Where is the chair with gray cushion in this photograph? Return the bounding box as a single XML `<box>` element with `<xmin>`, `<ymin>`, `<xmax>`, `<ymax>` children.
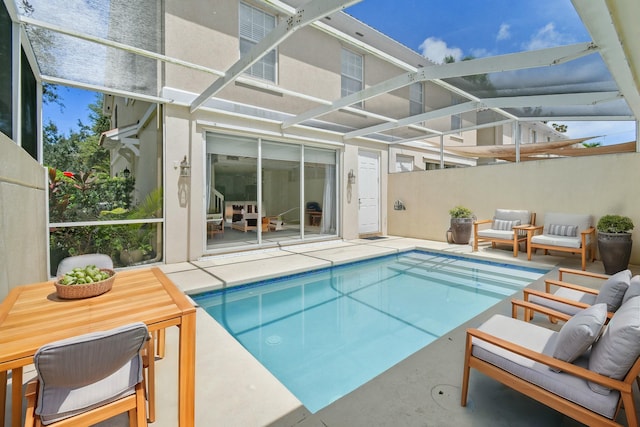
<box><xmin>521</xmin><ymin>268</ymin><xmax>634</xmax><ymax>323</ymax></box>
<box><xmin>526</xmin><ymin>212</ymin><xmax>596</xmax><ymax>270</ymax></box>
<box><xmin>473</xmin><ymin>209</ymin><xmax>535</xmax><ymax>256</ymax></box>
<box><xmin>56</xmin><ymin>253</ymin><xmax>114</xmax><ymax>277</ymax></box>
<box><xmin>462</xmin><ymin>298</ymin><xmax>640</xmax><ymax>427</ymax></box>
<box><xmin>24</xmin><ymin>322</ymin><xmax>149</xmax><ymax>426</ymax></box>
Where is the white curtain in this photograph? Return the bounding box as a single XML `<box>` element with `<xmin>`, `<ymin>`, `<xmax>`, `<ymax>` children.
<box><xmin>206</xmin><ymin>153</ymin><xmax>212</xmax><ymax>212</ymax></box>
<box><xmin>321</xmin><ymin>164</ymin><xmax>336</xmax><ymax>234</ymax></box>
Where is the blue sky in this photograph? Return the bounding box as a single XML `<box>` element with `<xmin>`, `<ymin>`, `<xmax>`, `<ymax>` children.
<box><xmin>43</xmin><ymin>0</ymin><xmax>636</xmax><ymax>145</ymax></box>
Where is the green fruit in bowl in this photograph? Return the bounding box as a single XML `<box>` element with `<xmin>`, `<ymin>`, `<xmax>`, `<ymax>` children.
<box><xmin>60</xmin><ymin>265</ymin><xmax>111</xmax><ymax>285</ymax></box>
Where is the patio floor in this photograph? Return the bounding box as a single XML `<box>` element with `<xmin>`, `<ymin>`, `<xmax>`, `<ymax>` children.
<box><xmin>9</xmin><ymin>236</ymin><xmax>640</xmax><ymax>426</ymax></box>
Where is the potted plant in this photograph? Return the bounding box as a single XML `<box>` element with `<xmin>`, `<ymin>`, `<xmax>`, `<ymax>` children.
<box><xmin>597</xmin><ymin>214</ymin><xmax>634</xmax><ymax>274</ymax></box>
<box><xmin>449</xmin><ymin>206</ymin><xmax>474</xmax><ymax>244</ymax></box>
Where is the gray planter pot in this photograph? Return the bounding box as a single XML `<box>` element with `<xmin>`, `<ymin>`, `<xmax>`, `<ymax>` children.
<box><xmin>597</xmin><ymin>232</ymin><xmax>632</xmax><ymax>275</ymax></box>
<box><xmin>451</xmin><ymin>218</ymin><xmax>473</xmax><ymax>244</ymax></box>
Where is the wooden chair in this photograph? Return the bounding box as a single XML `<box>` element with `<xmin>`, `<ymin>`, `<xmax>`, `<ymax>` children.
<box><xmin>520</xmin><ymin>268</ymin><xmax>634</xmax><ymax>323</ymax></box>
<box><xmin>526</xmin><ymin>212</ymin><xmax>596</xmax><ymax>270</ymax></box>
<box><xmin>24</xmin><ymin>322</ymin><xmax>149</xmax><ymax>426</ymax></box>
<box><xmin>462</xmin><ymin>297</ymin><xmax>640</xmax><ymax>427</ymax></box>
<box><xmin>473</xmin><ymin>209</ymin><xmax>535</xmax><ymax>256</ymax></box>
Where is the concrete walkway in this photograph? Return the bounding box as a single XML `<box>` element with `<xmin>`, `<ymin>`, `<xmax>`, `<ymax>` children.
<box><xmin>8</xmin><ymin>237</ymin><xmax>639</xmax><ymax>426</ymax></box>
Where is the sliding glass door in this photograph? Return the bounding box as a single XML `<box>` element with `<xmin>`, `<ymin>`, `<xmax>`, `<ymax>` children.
<box><xmin>205</xmin><ymin>132</ymin><xmax>337</xmax><ymax>251</ymax></box>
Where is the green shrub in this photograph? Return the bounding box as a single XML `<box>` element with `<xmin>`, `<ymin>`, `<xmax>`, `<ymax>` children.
<box><xmin>449</xmin><ymin>206</ymin><xmax>473</xmax><ymax>218</ymax></box>
<box><xmin>597</xmin><ymin>214</ymin><xmax>634</xmax><ymax>233</ymax></box>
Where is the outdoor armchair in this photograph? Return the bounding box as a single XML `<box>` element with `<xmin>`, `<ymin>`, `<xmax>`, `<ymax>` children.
<box><xmin>520</xmin><ymin>268</ymin><xmax>635</xmax><ymax>323</ymax></box>
<box><xmin>473</xmin><ymin>209</ymin><xmax>535</xmax><ymax>256</ymax></box>
<box><xmin>526</xmin><ymin>212</ymin><xmax>596</xmax><ymax>270</ymax></box>
<box><xmin>24</xmin><ymin>322</ymin><xmax>149</xmax><ymax>426</ymax></box>
<box><xmin>462</xmin><ymin>297</ymin><xmax>640</xmax><ymax>427</ymax></box>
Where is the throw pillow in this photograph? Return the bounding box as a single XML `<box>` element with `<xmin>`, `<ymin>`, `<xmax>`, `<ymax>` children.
<box><xmin>594</xmin><ymin>269</ymin><xmax>631</xmax><ymax>312</ymax></box>
<box><xmin>622</xmin><ymin>275</ymin><xmax>640</xmax><ymax>305</ymax></box>
<box><xmin>493</xmin><ymin>219</ymin><xmax>521</xmax><ymax>231</ymax></box>
<box><xmin>588</xmin><ymin>295</ymin><xmax>640</xmax><ymax>395</ymax></box>
<box><xmin>548</xmin><ymin>223</ymin><xmax>578</xmax><ymax>237</ymax></box>
<box><xmin>551</xmin><ymin>303</ymin><xmax>607</xmax><ymax>371</ymax></box>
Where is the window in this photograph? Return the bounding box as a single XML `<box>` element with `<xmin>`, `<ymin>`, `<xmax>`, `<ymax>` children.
<box><xmin>409</xmin><ymin>83</ymin><xmax>423</xmax><ymax>115</ymax></box>
<box><xmin>451</xmin><ymin>95</ymin><xmax>462</xmax><ymax>134</ymax></box>
<box><xmin>239</xmin><ymin>2</ymin><xmax>276</xmax><ymax>82</ymax></box>
<box><xmin>396</xmin><ymin>154</ymin><xmax>414</xmax><ymax>172</ymax></box>
<box><xmin>341</xmin><ymin>48</ymin><xmax>363</xmax><ymax>107</ymax></box>
<box><xmin>0</xmin><ymin>2</ymin><xmax>12</xmax><ymax>139</ymax></box>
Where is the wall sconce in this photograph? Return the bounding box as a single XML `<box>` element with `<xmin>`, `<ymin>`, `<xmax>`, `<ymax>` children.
<box><xmin>179</xmin><ymin>155</ymin><xmax>191</xmax><ymax>177</ymax></box>
<box><xmin>394</xmin><ymin>200</ymin><xmax>406</xmax><ymax>210</ymax></box>
<box><xmin>347</xmin><ymin>169</ymin><xmax>356</xmax><ymax>184</ymax></box>
<box><xmin>122</xmin><ymin>167</ymin><xmax>130</xmax><ymax>178</ymax></box>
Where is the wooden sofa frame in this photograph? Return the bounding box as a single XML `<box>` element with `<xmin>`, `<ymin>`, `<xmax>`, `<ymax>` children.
<box><xmin>526</xmin><ymin>225</ymin><xmax>596</xmax><ymax>271</ymax></box>
<box><xmin>473</xmin><ymin>212</ymin><xmax>536</xmax><ymax>257</ymax></box>
<box><xmin>462</xmin><ymin>303</ymin><xmax>640</xmax><ymax>427</ymax></box>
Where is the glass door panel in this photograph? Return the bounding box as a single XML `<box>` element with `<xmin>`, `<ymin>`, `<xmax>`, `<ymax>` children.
<box><xmin>304</xmin><ymin>147</ymin><xmax>337</xmax><ymax>238</ymax></box>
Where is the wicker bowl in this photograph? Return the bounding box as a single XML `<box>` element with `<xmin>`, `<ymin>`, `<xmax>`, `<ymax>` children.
<box><xmin>55</xmin><ymin>269</ymin><xmax>116</xmax><ymax>299</ymax></box>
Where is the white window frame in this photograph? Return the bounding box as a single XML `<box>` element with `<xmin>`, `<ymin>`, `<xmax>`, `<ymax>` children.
<box><xmin>239</xmin><ymin>2</ymin><xmax>277</xmax><ymax>82</ymax></box>
<box><xmin>409</xmin><ymin>83</ymin><xmax>423</xmax><ymax>116</ymax></box>
<box><xmin>341</xmin><ymin>48</ymin><xmax>363</xmax><ymax>107</ymax></box>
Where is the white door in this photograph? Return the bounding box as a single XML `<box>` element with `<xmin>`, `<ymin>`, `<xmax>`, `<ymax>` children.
<box><xmin>358</xmin><ymin>150</ymin><xmax>380</xmax><ymax>234</ymax></box>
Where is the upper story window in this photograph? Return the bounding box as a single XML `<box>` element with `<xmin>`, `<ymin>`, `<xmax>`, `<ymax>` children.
<box><xmin>451</xmin><ymin>95</ymin><xmax>462</xmax><ymax>134</ymax></box>
<box><xmin>239</xmin><ymin>2</ymin><xmax>276</xmax><ymax>82</ymax></box>
<box><xmin>409</xmin><ymin>83</ymin><xmax>423</xmax><ymax>115</ymax></box>
<box><xmin>341</xmin><ymin>48</ymin><xmax>363</xmax><ymax>107</ymax></box>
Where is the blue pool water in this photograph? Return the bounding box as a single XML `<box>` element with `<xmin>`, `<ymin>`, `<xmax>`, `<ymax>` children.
<box><xmin>194</xmin><ymin>250</ymin><xmax>547</xmax><ymax>413</ymax></box>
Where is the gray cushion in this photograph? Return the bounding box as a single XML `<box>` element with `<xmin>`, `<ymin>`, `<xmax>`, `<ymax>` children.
<box><xmin>529</xmin><ymin>287</ymin><xmax>598</xmax><ymax>316</ymax></box>
<box><xmin>472</xmin><ymin>314</ymin><xmax>619</xmax><ymax>419</ymax></box>
<box><xmin>548</xmin><ymin>224</ymin><xmax>579</xmax><ymax>237</ymax></box>
<box><xmin>622</xmin><ymin>275</ymin><xmax>640</xmax><ymax>305</ymax></box>
<box><xmin>493</xmin><ymin>218</ymin><xmax>521</xmax><ymax>231</ymax></box>
<box><xmin>543</xmin><ymin>212</ymin><xmax>592</xmax><ymax>235</ymax></box>
<box><xmin>588</xmin><ymin>296</ymin><xmax>640</xmax><ymax>395</ymax></box>
<box><xmin>477</xmin><ymin>229</ymin><xmax>517</xmax><ymax>240</ymax></box>
<box><xmin>594</xmin><ymin>269</ymin><xmax>631</xmax><ymax>312</ymax></box>
<box><xmin>551</xmin><ymin>303</ymin><xmax>607</xmax><ymax>369</ymax></box>
<box><xmin>494</xmin><ymin>209</ymin><xmax>531</xmax><ymax>225</ymax></box>
<box><xmin>530</xmin><ymin>234</ymin><xmax>582</xmax><ymax>249</ymax></box>
<box><xmin>34</xmin><ymin>322</ymin><xmax>148</xmax><ymax>425</ymax></box>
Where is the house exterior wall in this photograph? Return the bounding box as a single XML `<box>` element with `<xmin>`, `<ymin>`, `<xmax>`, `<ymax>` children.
<box><xmin>387</xmin><ymin>152</ymin><xmax>640</xmax><ymax>264</ymax></box>
<box><xmin>0</xmin><ymin>132</ymin><xmax>47</xmax><ymax>298</ymax></box>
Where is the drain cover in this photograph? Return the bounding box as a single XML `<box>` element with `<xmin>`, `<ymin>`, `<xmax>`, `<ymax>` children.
<box><xmin>266</xmin><ymin>335</ymin><xmax>282</xmax><ymax>345</ymax></box>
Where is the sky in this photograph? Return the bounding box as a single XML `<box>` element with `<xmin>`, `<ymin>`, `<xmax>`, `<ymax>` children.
<box><xmin>43</xmin><ymin>0</ymin><xmax>636</xmax><ymax>145</ymax></box>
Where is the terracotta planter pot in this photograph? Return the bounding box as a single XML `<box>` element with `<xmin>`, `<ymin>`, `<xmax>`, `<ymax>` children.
<box><xmin>598</xmin><ymin>232</ymin><xmax>632</xmax><ymax>275</ymax></box>
<box><xmin>451</xmin><ymin>218</ymin><xmax>473</xmax><ymax>244</ymax></box>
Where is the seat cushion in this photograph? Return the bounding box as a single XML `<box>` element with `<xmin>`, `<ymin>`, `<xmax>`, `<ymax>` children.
<box><xmin>588</xmin><ymin>295</ymin><xmax>640</xmax><ymax>394</ymax></box>
<box><xmin>472</xmin><ymin>314</ymin><xmax>619</xmax><ymax>419</ymax></box>
<box><xmin>477</xmin><ymin>229</ymin><xmax>517</xmax><ymax>240</ymax></box>
<box><xmin>531</xmin><ymin>234</ymin><xmax>582</xmax><ymax>249</ymax></box>
<box><xmin>551</xmin><ymin>303</ymin><xmax>607</xmax><ymax>368</ymax></box>
<box><xmin>594</xmin><ymin>269</ymin><xmax>631</xmax><ymax>312</ymax></box>
<box><xmin>529</xmin><ymin>288</ymin><xmax>597</xmax><ymax>316</ymax></box>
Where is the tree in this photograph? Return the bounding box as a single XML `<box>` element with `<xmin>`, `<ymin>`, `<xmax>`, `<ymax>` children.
<box><xmin>552</xmin><ymin>123</ymin><xmax>568</xmax><ymax>133</ymax></box>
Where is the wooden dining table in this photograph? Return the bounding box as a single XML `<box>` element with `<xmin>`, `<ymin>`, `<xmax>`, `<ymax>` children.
<box><xmin>0</xmin><ymin>267</ymin><xmax>196</xmax><ymax>427</ymax></box>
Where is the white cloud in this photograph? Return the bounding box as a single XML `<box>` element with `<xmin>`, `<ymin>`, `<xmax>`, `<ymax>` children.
<box><xmin>497</xmin><ymin>23</ymin><xmax>511</xmax><ymax>41</ymax></box>
<box><xmin>470</xmin><ymin>48</ymin><xmax>490</xmax><ymax>58</ymax></box>
<box><xmin>419</xmin><ymin>37</ymin><xmax>463</xmax><ymax>64</ymax></box>
<box><xmin>524</xmin><ymin>22</ymin><xmax>574</xmax><ymax>50</ymax></box>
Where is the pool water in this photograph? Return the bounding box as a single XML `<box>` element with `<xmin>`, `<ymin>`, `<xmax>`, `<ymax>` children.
<box><xmin>194</xmin><ymin>250</ymin><xmax>547</xmax><ymax>413</ymax></box>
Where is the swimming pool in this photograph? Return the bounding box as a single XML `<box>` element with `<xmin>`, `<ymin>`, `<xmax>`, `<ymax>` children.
<box><xmin>194</xmin><ymin>250</ymin><xmax>547</xmax><ymax>413</ymax></box>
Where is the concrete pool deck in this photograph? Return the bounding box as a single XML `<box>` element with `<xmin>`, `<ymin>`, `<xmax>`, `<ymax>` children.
<box><xmin>8</xmin><ymin>236</ymin><xmax>639</xmax><ymax>426</ymax></box>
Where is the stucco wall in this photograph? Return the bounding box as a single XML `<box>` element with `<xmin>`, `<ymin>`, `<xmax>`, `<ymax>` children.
<box><xmin>0</xmin><ymin>133</ymin><xmax>48</xmax><ymax>299</ymax></box>
<box><xmin>388</xmin><ymin>152</ymin><xmax>640</xmax><ymax>265</ymax></box>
